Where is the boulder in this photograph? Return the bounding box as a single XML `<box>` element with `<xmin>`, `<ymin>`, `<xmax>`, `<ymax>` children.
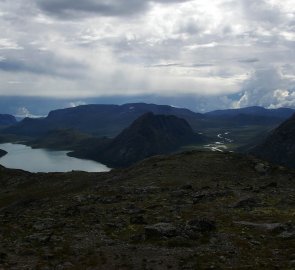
<box><xmin>145</xmin><ymin>223</ymin><xmax>178</xmax><ymax>239</ymax></box>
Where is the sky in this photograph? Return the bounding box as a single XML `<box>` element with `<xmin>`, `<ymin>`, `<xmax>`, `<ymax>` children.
<box><xmin>0</xmin><ymin>0</ymin><xmax>294</xmax><ymax>113</ymax></box>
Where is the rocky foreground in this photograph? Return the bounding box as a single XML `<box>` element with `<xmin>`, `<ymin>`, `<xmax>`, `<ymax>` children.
<box><xmin>0</xmin><ymin>151</ymin><xmax>294</xmax><ymax>269</ymax></box>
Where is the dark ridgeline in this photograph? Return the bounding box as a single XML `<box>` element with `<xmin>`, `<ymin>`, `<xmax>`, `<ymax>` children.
<box><xmin>69</xmin><ymin>112</ymin><xmax>205</xmax><ymax>167</ymax></box>
<box><xmin>4</xmin><ymin>103</ymin><xmax>294</xmax><ymax>139</ymax></box>
<box><xmin>0</xmin><ymin>114</ymin><xmax>17</xmax><ymax>126</ymax></box>
<box><xmin>0</xmin><ymin>149</ymin><xmax>7</xmax><ymax>158</ymax></box>
<box><xmin>3</xmin><ymin>103</ymin><xmax>204</xmax><ymax>138</ymax></box>
<box><xmin>251</xmin><ymin>113</ymin><xmax>295</xmax><ymax>168</ymax></box>
<box><xmin>204</xmin><ymin>106</ymin><xmax>295</xmax><ymax>126</ymax></box>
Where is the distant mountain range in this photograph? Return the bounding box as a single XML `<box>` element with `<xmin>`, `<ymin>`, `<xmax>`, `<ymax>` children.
<box><xmin>206</xmin><ymin>106</ymin><xmax>295</xmax><ymax>118</ymax></box>
<box><xmin>69</xmin><ymin>113</ymin><xmax>205</xmax><ymax>168</ymax></box>
<box><xmin>0</xmin><ymin>114</ymin><xmax>17</xmax><ymax>126</ymax></box>
<box><xmin>251</xmin><ymin>113</ymin><xmax>295</xmax><ymax>168</ymax></box>
<box><xmin>2</xmin><ymin>104</ymin><xmax>294</xmax><ymax>139</ymax></box>
<box><xmin>3</xmin><ymin>103</ymin><xmax>203</xmax><ymax>138</ymax></box>
<box><xmin>1</xmin><ymin>103</ymin><xmax>295</xmax><ymax>169</ymax></box>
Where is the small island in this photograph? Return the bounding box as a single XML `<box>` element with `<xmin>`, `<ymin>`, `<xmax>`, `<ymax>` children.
<box><xmin>0</xmin><ymin>149</ymin><xmax>7</xmax><ymax>158</ymax></box>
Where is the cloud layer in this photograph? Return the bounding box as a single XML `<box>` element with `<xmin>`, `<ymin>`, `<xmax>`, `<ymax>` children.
<box><xmin>0</xmin><ymin>0</ymin><xmax>294</xmax><ymax>110</ymax></box>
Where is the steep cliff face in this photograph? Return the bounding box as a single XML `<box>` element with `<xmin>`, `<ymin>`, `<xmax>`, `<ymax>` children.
<box><xmin>251</xmin><ymin>113</ymin><xmax>295</xmax><ymax>168</ymax></box>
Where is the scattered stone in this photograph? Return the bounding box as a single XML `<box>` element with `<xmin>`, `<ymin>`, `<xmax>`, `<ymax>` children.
<box><xmin>278</xmin><ymin>231</ymin><xmax>295</xmax><ymax>239</ymax></box>
<box><xmin>250</xmin><ymin>240</ymin><xmax>261</xmax><ymax>246</ymax></box>
<box><xmin>98</xmin><ymin>196</ymin><xmax>122</xmax><ymax>204</ymax></box>
<box><xmin>255</xmin><ymin>163</ymin><xmax>269</xmax><ymax>174</ymax></box>
<box><xmin>32</xmin><ymin>218</ymin><xmax>59</xmax><ymax>231</ymax></box>
<box><xmin>234</xmin><ymin>221</ymin><xmax>285</xmax><ymax>233</ymax></box>
<box><xmin>125</xmin><ymin>205</ymin><xmax>146</xmax><ymax>215</ymax></box>
<box><xmin>145</xmin><ymin>223</ymin><xmax>178</xmax><ymax>239</ymax></box>
<box><xmin>25</xmin><ymin>232</ymin><xmax>53</xmax><ymax>244</ymax></box>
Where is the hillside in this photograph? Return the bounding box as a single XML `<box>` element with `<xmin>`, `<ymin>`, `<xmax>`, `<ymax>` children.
<box><xmin>28</xmin><ymin>129</ymin><xmax>94</xmax><ymax>150</ymax></box>
<box><xmin>0</xmin><ymin>114</ymin><xmax>17</xmax><ymax>126</ymax></box>
<box><xmin>251</xmin><ymin>113</ymin><xmax>295</xmax><ymax>168</ymax></box>
<box><xmin>0</xmin><ymin>151</ymin><xmax>294</xmax><ymax>269</ymax></box>
<box><xmin>69</xmin><ymin>113</ymin><xmax>205</xmax><ymax>167</ymax></box>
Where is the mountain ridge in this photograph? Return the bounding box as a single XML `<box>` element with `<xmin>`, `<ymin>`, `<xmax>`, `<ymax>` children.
<box><xmin>251</xmin><ymin>113</ymin><xmax>295</xmax><ymax>168</ymax></box>
<box><xmin>69</xmin><ymin>112</ymin><xmax>205</xmax><ymax>167</ymax></box>
<box><xmin>3</xmin><ymin>103</ymin><xmax>294</xmax><ymax>140</ymax></box>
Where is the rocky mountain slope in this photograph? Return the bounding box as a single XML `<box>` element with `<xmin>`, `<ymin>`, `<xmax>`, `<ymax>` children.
<box><xmin>69</xmin><ymin>113</ymin><xmax>205</xmax><ymax>167</ymax></box>
<box><xmin>251</xmin><ymin>113</ymin><xmax>295</xmax><ymax>168</ymax></box>
<box><xmin>0</xmin><ymin>151</ymin><xmax>294</xmax><ymax>269</ymax></box>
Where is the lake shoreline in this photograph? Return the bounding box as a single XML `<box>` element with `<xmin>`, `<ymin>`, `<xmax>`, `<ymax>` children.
<box><xmin>0</xmin><ymin>143</ymin><xmax>110</xmax><ymax>173</ymax></box>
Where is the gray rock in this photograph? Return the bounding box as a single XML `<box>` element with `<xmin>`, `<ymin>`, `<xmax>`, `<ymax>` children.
<box><xmin>145</xmin><ymin>223</ymin><xmax>178</xmax><ymax>239</ymax></box>
<box><xmin>255</xmin><ymin>163</ymin><xmax>269</xmax><ymax>173</ymax></box>
<box><xmin>32</xmin><ymin>218</ymin><xmax>57</xmax><ymax>231</ymax></box>
<box><xmin>25</xmin><ymin>232</ymin><xmax>53</xmax><ymax>244</ymax></box>
<box><xmin>234</xmin><ymin>221</ymin><xmax>285</xmax><ymax>233</ymax></box>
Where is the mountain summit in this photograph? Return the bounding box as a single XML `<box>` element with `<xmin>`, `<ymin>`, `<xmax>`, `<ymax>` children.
<box><xmin>69</xmin><ymin>113</ymin><xmax>205</xmax><ymax>167</ymax></box>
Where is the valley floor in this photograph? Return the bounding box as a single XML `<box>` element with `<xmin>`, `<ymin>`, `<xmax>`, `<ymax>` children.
<box><xmin>0</xmin><ymin>151</ymin><xmax>294</xmax><ymax>269</ymax></box>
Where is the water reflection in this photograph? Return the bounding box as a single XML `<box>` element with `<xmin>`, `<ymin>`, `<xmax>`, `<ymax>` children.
<box><xmin>0</xmin><ymin>143</ymin><xmax>110</xmax><ymax>173</ymax></box>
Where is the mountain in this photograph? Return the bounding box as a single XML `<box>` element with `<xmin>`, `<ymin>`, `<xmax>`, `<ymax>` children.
<box><xmin>2</xmin><ymin>104</ymin><xmax>293</xmax><ymax>151</ymax></box>
<box><xmin>69</xmin><ymin>113</ymin><xmax>205</xmax><ymax>167</ymax></box>
<box><xmin>0</xmin><ymin>114</ymin><xmax>17</xmax><ymax>126</ymax></box>
<box><xmin>28</xmin><ymin>129</ymin><xmax>94</xmax><ymax>150</ymax></box>
<box><xmin>251</xmin><ymin>113</ymin><xmax>295</xmax><ymax>168</ymax></box>
<box><xmin>204</xmin><ymin>106</ymin><xmax>295</xmax><ymax>128</ymax></box>
<box><xmin>0</xmin><ymin>149</ymin><xmax>7</xmax><ymax>158</ymax></box>
<box><xmin>3</xmin><ymin>103</ymin><xmax>204</xmax><ymax>138</ymax></box>
<box><xmin>1</xmin><ymin>150</ymin><xmax>294</xmax><ymax>269</ymax></box>
<box><xmin>206</xmin><ymin>106</ymin><xmax>295</xmax><ymax>118</ymax></box>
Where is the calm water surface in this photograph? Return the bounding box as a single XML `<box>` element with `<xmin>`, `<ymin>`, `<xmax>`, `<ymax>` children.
<box><xmin>0</xmin><ymin>143</ymin><xmax>110</xmax><ymax>173</ymax></box>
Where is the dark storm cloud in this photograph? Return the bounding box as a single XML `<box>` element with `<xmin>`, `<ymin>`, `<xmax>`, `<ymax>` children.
<box><xmin>0</xmin><ymin>56</ymin><xmax>86</xmax><ymax>78</ymax></box>
<box><xmin>238</xmin><ymin>58</ymin><xmax>259</xmax><ymax>63</ymax></box>
<box><xmin>36</xmin><ymin>0</ymin><xmax>190</xmax><ymax>19</ymax></box>
<box><xmin>0</xmin><ymin>0</ymin><xmax>294</xmax><ymax>110</ymax></box>
<box><xmin>150</xmin><ymin>63</ymin><xmax>181</xmax><ymax>67</ymax></box>
<box><xmin>149</xmin><ymin>63</ymin><xmax>214</xmax><ymax>68</ymax></box>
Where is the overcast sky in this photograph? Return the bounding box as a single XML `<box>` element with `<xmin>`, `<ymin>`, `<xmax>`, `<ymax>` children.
<box><xmin>0</xmin><ymin>0</ymin><xmax>294</xmax><ymax>111</ymax></box>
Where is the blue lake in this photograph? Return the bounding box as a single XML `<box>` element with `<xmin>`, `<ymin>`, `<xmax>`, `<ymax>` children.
<box><xmin>0</xmin><ymin>143</ymin><xmax>110</xmax><ymax>173</ymax></box>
